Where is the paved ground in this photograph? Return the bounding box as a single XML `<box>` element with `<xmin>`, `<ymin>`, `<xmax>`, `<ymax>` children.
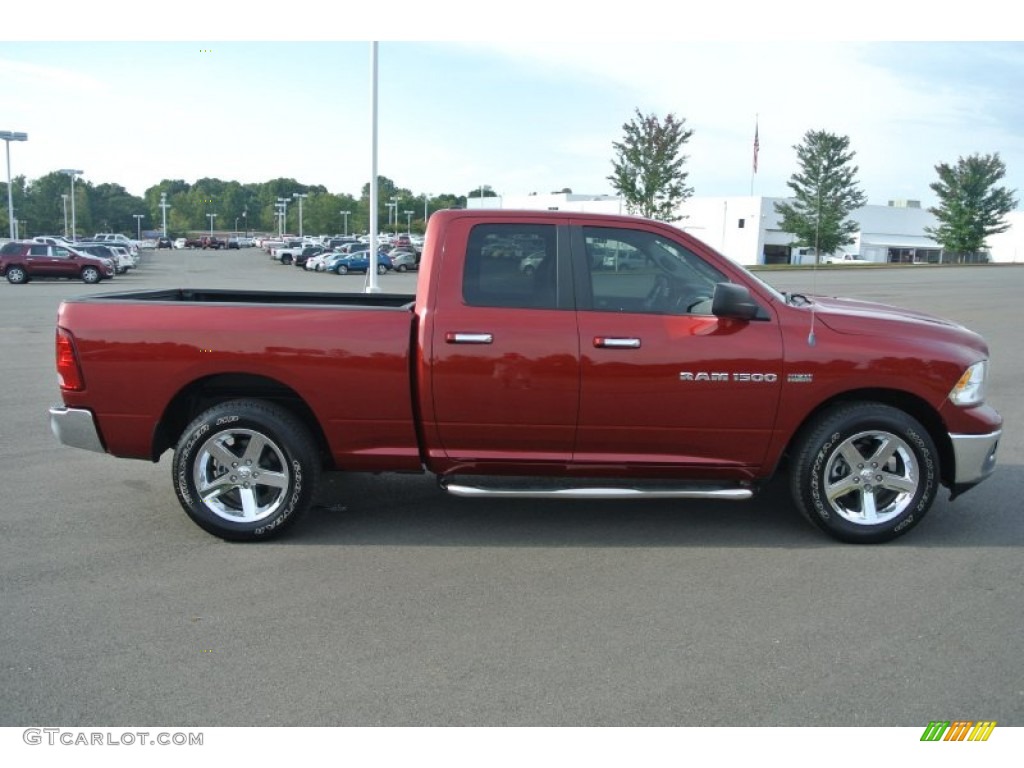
<box><xmin>1</xmin><ymin>249</ymin><xmax>1021</xmax><ymax>727</ymax></box>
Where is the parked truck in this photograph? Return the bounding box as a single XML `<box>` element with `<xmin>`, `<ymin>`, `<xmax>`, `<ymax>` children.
<box><xmin>48</xmin><ymin>209</ymin><xmax>1002</xmax><ymax>543</ymax></box>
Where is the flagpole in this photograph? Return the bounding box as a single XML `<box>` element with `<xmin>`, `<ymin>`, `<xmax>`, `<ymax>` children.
<box><xmin>750</xmin><ymin>114</ymin><xmax>759</xmax><ymax>196</ymax></box>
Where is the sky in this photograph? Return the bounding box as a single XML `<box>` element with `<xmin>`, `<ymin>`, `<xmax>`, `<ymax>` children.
<box><xmin>3</xmin><ymin>2</ymin><xmax>1023</xmax><ymax>210</ymax></box>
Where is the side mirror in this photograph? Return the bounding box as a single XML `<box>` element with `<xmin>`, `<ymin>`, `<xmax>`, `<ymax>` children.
<box><xmin>712</xmin><ymin>282</ymin><xmax>761</xmax><ymax>321</ymax></box>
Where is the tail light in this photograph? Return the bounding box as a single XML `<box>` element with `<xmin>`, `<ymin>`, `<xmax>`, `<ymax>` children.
<box><xmin>56</xmin><ymin>327</ymin><xmax>85</xmax><ymax>391</ymax></box>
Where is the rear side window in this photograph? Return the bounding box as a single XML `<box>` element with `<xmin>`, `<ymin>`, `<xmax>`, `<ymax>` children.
<box><xmin>1</xmin><ymin>242</ymin><xmax>22</xmax><ymax>255</ymax></box>
<box><xmin>462</xmin><ymin>223</ymin><xmax>559</xmax><ymax>309</ymax></box>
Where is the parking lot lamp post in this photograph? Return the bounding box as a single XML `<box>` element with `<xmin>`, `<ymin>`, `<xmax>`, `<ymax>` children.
<box><xmin>133</xmin><ymin>214</ymin><xmax>144</xmax><ymax>241</ymax></box>
<box><xmin>385</xmin><ymin>201</ymin><xmax>396</xmax><ymax>234</ymax></box>
<box><xmin>340</xmin><ymin>210</ymin><xmax>350</xmax><ymax>237</ymax></box>
<box><xmin>159</xmin><ymin>193</ymin><xmax>170</xmax><ymax>236</ymax></box>
<box><xmin>242</xmin><ymin>209</ymin><xmax>247</xmax><ymax>237</ymax></box>
<box><xmin>404</xmin><ymin>210</ymin><xmax>413</xmax><ymax>233</ymax></box>
<box><xmin>423</xmin><ymin>193</ymin><xmax>430</xmax><ymax>229</ymax></box>
<box><xmin>390</xmin><ymin>196</ymin><xmax>400</xmax><ymax>235</ymax></box>
<box><xmin>292</xmin><ymin>193</ymin><xmax>308</xmax><ymax>238</ymax></box>
<box><xmin>2</xmin><ymin>131</ymin><xmax>29</xmax><ymax>239</ymax></box>
<box><xmin>62</xmin><ymin>194</ymin><xmax>69</xmax><ymax>238</ymax></box>
<box><xmin>277</xmin><ymin>197</ymin><xmax>289</xmax><ymax>236</ymax></box>
<box><xmin>58</xmin><ymin>169</ymin><xmax>83</xmax><ymax>241</ymax></box>
<box><xmin>207</xmin><ymin>213</ymin><xmax>217</xmax><ymax>236</ymax></box>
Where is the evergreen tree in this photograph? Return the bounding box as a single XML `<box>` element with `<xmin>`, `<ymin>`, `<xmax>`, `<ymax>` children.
<box><xmin>927</xmin><ymin>153</ymin><xmax>1017</xmax><ymax>263</ymax></box>
<box><xmin>775</xmin><ymin>130</ymin><xmax>867</xmax><ymax>262</ymax></box>
<box><xmin>608</xmin><ymin>109</ymin><xmax>693</xmax><ymax>221</ymax></box>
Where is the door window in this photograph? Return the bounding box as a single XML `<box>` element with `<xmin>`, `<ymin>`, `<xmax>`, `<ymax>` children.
<box><xmin>582</xmin><ymin>226</ymin><xmax>727</xmax><ymax>315</ymax></box>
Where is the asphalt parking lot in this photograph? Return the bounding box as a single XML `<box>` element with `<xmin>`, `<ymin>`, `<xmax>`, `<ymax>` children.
<box><xmin>1</xmin><ymin>248</ymin><xmax>1022</xmax><ymax>727</ymax></box>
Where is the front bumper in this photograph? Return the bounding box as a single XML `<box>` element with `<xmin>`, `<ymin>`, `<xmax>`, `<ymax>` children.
<box><xmin>949</xmin><ymin>429</ymin><xmax>1001</xmax><ymax>492</ymax></box>
<box><xmin>49</xmin><ymin>406</ymin><xmax>106</xmax><ymax>454</ymax></box>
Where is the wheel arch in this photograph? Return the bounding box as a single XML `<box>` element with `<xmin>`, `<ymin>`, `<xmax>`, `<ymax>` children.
<box><xmin>152</xmin><ymin>373</ymin><xmax>332</xmax><ymax>466</ymax></box>
<box><xmin>778</xmin><ymin>388</ymin><xmax>954</xmax><ymax>488</ymax></box>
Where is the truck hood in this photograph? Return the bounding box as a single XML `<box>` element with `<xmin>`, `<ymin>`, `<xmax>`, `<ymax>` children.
<box><xmin>808</xmin><ymin>295</ymin><xmax>988</xmax><ymax>353</ymax></box>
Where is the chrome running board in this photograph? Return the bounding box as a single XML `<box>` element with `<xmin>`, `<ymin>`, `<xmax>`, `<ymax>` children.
<box><xmin>440</xmin><ymin>479</ymin><xmax>753</xmax><ymax>501</ymax></box>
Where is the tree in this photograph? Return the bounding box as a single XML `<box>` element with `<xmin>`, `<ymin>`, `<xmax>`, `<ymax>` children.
<box><xmin>608</xmin><ymin>109</ymin><xmax>694</xmax><ymax>221</ymax></box>
<box><xmin>926</xmin><ymin>153</ymin><xmax>1017</xmax><ymax>263</ymax></box>
<box><xmin>774</xmin><ymin>130</ymin><xmax>867</xmax><ymax>262</ymax></box>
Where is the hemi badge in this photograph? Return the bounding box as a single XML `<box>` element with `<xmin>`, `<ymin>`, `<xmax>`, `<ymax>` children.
<box><xmin>788</xmin><ymin>373</ymin><xmax>813</xmax><ymax>383</ymax></box>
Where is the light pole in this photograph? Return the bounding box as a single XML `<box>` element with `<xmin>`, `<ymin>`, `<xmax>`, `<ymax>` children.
<box><xmin>133</xmin><ymin>214</ymin><xmax>144</xmax><ymax>240</ymax></box>
<box><xmin>2</xmin><ymin>130</ymin><xmax>29</xmax><ymax>239</ymax></box>
<box><xmin>62</xmin><ymin>194</ymin><xmax>69</xmax><ymax>238</ymax></box>
<box><xmin>159</xmin><ymin>192</ymin><xmax>170</xmax><ymax>236</ymax></box>
<box><xmin>390</xmin><ymin>196</ymin><xmax>399</xmax><ymax>235</ymax></box>
<box><xmin>385</xmin><ymin>201</ymin><xmax>396</xmax><ymax>234</ymax></box>
<box><xmin>242</xmin><ymin>209</ymin><xmax>247</xmax><ymax>237</ymax></box>
<box><xmin>339</xmin><ymin>210</ymin><xmax>350</xmax><ymax>237</ymax></box>
<box><xmin>404</xmin><ymin>210</ymin><xmax>413</xmax><ymax>233</ymax></box>
<box><xmin>423</xmin><ymin>193</ymin><xmax>430</xmax><ymax>230</ymax></box>
<box><xmin>58</xmin><ymin>169</ymin><xmax>83</xmax><ymax>241</ymax></box>
<box><xmin>292</xmin><ymin>192</ymin><xmax>308</xmax><ymax>237</ymax></box>
<box><xmin>277</xmin><ymin>197</ymin><xmax>289</xmax><ymax>236</ymax></box>
<box><xmin>207</xmin><ymin>213</ymin><xmax>217</xmax><ymax>236</ymax></box>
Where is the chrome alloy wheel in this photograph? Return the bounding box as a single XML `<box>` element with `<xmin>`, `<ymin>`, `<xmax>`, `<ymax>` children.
<box><xmin>823</xmin><ymin>430</ymin><xmax>919</xmax><ymax>526</ymax></box>
<box><xmin>193</xmin><ymin>428</ymin><xmax>291</xmax><ymax>523</ymax></box>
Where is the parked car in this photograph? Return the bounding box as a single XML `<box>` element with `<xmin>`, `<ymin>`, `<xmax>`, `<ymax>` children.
<box><xmin>305</xmin><ymin>252</ymin><xmax>332</xmax><ymax>271</ymax></box>
<box><xmin>0</xmin><ymin>241</ymin><xmax>115</xmax><ymax>284</ymax></box>
<box><xmin>91</xmin><ymin>233</ymin><xmax>139</xmax><ymax>256</ymax></box>
<box><xmin>294</xmin><ymin>246</ymin><xmax>326</xmax><ymax>268</ymax></box>
<box><xmin>389</xmin><ymin>249</ymin><xmax>419</xmax><ymax>272</ymax></box>
<box><xmin>157</xmin><ymin>236</ymin><xmax>173</xmax><ymax>249</ymax></box>
<box><xmin>326</xmin><ymin>251</ymin><xmax>392</xmax><ymax>275</ymax></box>
<box><xmin>226</xmin><ymin>238</ymin><xmax>241</xmax><ymax>250</ymax></box>
<box><xmin>173</xmin><ymin>238</ymin><xmax>187</xmax><ymax>249</ymax></box>
<box><xmin>74</xmin><ymin>243</ymin><xmax>131</xmax><ymax>274</ymax></box>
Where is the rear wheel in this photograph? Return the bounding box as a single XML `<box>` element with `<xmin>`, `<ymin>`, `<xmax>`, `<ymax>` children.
<box><xmin>790</xmin><ymin>402</ymin><xmax>939</xmax><ymax>543</ymax></box>
<box><xmin>172</xmin><ymin>399</ymin><xmax>320</xmax><ymax>541</ymax></box>
<box><xmin>336</xmin><ymin>265</ymin><xmax>349</xmax><ymax>274</ymax></box>
<box><xmin>377</xmin><ymin>263</ymin><xmax>388</xmax><ymax>275</ymax></box>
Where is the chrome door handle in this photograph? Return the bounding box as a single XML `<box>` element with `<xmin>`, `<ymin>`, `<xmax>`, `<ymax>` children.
<box><xmin>446</xmin><ymin>332</ymin><xmax>494</xmax><ymax>344</ymax></box>
<box><xmin>593</xmin><ymin>337</ymin><xmax>641</xmax><ymax>349</ymax></box>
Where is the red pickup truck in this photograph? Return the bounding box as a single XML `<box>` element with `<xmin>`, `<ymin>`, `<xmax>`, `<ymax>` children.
<box><xmin>48</xmin><ymin>209</ymin><xmax>1002</xmax><ymax>543</ymax></box>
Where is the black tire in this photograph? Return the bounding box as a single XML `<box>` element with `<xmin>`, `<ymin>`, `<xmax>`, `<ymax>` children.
<box><xmin>336</xmin><ymin>265</ymin><xmax>348</xmax><ymax>275</ymax></box>
<box><xmin>172</xmin><ymin>399</ymin><xmax>320</xmax><ymax>541</ymax></box>
<box><xmin>396</xmin><ymin>264</ymin><xmax>407</xmax><ymax>273</ymax></box>
<box><xmin>790</xmin><ymin>402</ymin><xmax>939</xmax><ymax>543</ymax></box>
<box><xmin>6</xmin><ymin>265</ymin><xmax>28</xmax><ymax>284</ymax></box>
<box><xmin>281</xmin><ymin>255</ymin><xmax>292</xmax><ymax>265</ymax></box>
<box><xmin>81</xmin><ymin>266</ymin><xmax>101</xmax><ymax>284</ymax></box>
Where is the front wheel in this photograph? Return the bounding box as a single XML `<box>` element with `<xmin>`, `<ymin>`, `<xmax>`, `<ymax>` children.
<box><xmin>81</xmin><ymin>266</ymin><xmax>101</xmax><ymax>284</ymax></box>
<box><xmin>377</xmin><ymin>263</ymin><xmax>388</xmax><ymax>275</ymax></box>
<box><xmin>789</xmin><ymin>402</ymin><xmax>939</xmax><ymax>544</ymax></box>
<box><xmin>6</xmin><ymin>266</ymin><xmax>28</xmax><ymax>284</ymax></box>
<box><xmin>172</xmin><ymin>400</ymin><xmax>320</xmax><ymax>541</ymax></box>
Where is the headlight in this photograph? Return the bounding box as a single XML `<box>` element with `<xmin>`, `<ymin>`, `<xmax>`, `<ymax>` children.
<box><xmin>948</xmin><ymin>361</ymin><xmax>987</xmax><ymax>406</ymax></box>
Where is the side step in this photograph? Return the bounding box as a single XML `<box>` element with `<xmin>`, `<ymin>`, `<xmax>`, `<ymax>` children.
<box><xmin>440</xmin><ymin>476</ymin><xmax>753</xmax><ymax>501</ymax></box>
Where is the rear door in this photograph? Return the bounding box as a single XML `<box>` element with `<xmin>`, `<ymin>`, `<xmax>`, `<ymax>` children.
<box><xmin>571</xmin><ymin>222</ymin><xmax>783</xmax><ymax>471</ymax></box>
<box><xmin>427</xmin><ymin>217</ymin><xmax>580</xmax><ymax>463</ymax></box>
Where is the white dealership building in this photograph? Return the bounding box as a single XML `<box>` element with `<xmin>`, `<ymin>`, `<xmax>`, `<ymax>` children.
<box><xmin>469</xmin><ymin>192</ymin><xmax>1024</xmax><ymax>266</ymax></box>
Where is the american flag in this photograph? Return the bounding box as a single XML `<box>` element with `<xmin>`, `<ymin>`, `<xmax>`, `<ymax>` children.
<box><xmin>753</xmin><ymin>120</ymin><xmax>760</xmax><ymax>174</ymax></box>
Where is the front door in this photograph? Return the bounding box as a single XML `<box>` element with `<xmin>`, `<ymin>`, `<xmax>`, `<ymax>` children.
<box><xmin>571</xmin><ymin>223</ymin><xmax>783</xmax><ymax>471</ymax></box>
